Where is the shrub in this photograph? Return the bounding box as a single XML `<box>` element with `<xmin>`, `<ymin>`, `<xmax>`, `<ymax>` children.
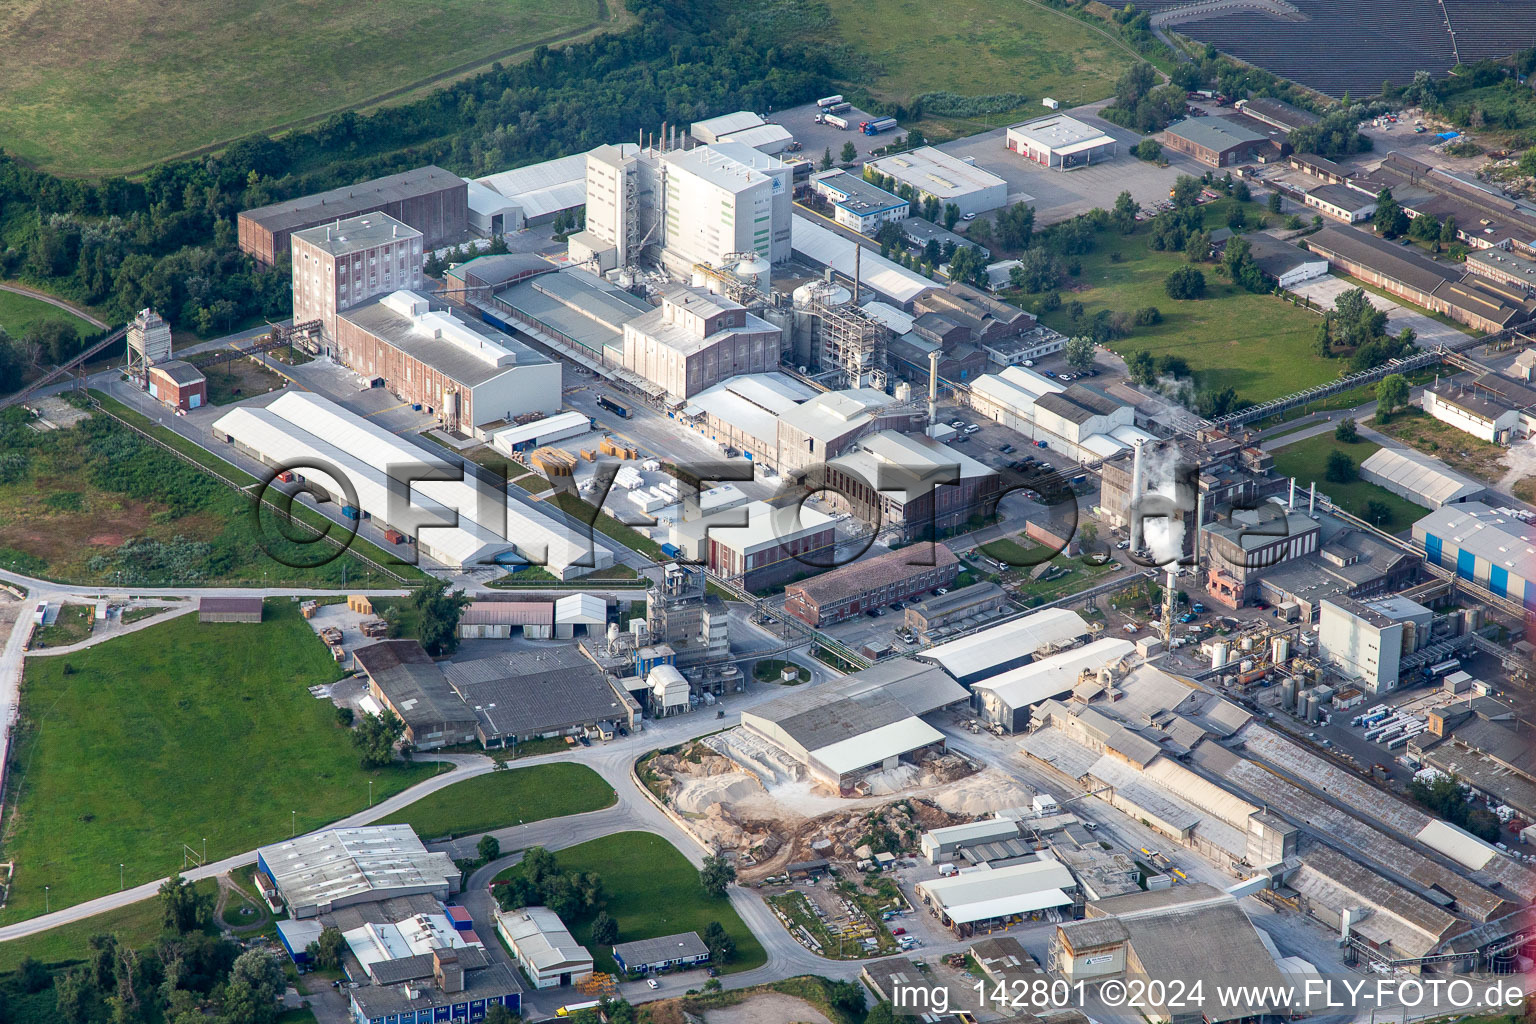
<box><xmin>1163</xmin><ymin>266</ymin><xmax>1206</xmax><ymax>300</ymax></box>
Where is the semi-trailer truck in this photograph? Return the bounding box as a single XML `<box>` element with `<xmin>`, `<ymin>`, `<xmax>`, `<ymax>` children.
<box><xmin>861</xmin><ymin>116</ymin><xmax>898</xmax><ymax>135</ymax></box>
<box><xmin>824</xmin><ymin>114</ymin><xmax>850</xmax><ymax>130</ymax></box>
<box><xmin>817</xmin><ymin>94</ymin><xmax>845</xmax><ymax>108</ymax></box>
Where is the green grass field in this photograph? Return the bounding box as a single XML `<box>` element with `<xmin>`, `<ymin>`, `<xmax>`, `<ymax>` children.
<box><xmin>0</xmin><ymin>0</ymin><xmax>621</xmax><ymax>175</ymax></box>
<box><xmin>1025</xmin><ymin>207</ymin><xmax>1338</xmax><ymax>405</ymax></box>
<box><xmin>0</xmin><ymin>289</ymin><xmax>96</xmax><ymax>341</ymax></box>
<box><xmin>0</xmin><ymin>881</ymin><xmax>217</xmax><ymax>971</ymax></box>
<box><xmin>1268</xmin><ymin>433</ymin><xmax>1429</xmax><ymax>530</ymax></box>
<box><xmin>0</xmin><ymin>601</ymin><xmax>443</xmax><ymax>924</ymax></box>
<box><xmin>493</xmin><ymin>832</ymin><xmax>765</xmax><ymax>975</ymax></box>
<box><xmin>29</xmin><ymin>603</ymin><xmax>94</xmax><ymax>648</ymax></box>
<box><xmin>378</xmin><ymin>764</ymin><xmax>615</xmax><ymax>840</ymax></box>
<box><xmin>818</xmin><ymin>0</ymin><xmax>1135</xmax><ymax>119</ymax></box>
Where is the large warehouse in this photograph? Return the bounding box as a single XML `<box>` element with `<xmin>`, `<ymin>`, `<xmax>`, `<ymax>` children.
<box><xmin>238</xmin><ymin>165</ymin><xmax>467</xmax><ymax>267</ymax></box>
<box><xmin>1413</xmin><ymin>502</ymin><xmax>1536</xmax><ymax>607</ymax></box>
<box><xmin>1005</xmin><ymin>115</ymin><xmax>1117</xmax><ymax>170</ymax></box>
<box><xmin>740</xmin><ymin>660</ymin><xmax>967</xmax><ymax>791</ymax></box>
<box><xmin>784</xmin><ymin>544</ymin><xmax>960</xmax><ymax>627</ymax></box>
<box><xmin>914</xmin><ymin>857</ymin><xmax>1077</xmax><ymax>934</ymax></box>
<box><xmin>865</xmin><ymin>147</ymin><xmax>1009</xmax><ymax>218</ymax></box>
<box><xmin>353</xmin><ymin>640</ymin><xmax>480</xmax><ymax>750</ymax></box>
<box><xmin>335</xmin><ymin>290</ymin><xmax>561</xmax><ymax>431</ymax></box>
<box><xmin>790</xmin><ymin>216</ymin><xmax>936</xmax><ymax>308</ymax></box>
<box><xmin>212</xmin><ymin>392</ymin><xmax>613</xmax><ymax>577</ymax></box>
<box><xmin>622</xmin><ymin>286</ymin><xmax>783</xmax><ymax>401</ymax></box>
<box><xmin>920</xmin><ymin>606</ymin><xmax>1090</xmax><ymax>686</ymax></box>
<box><xmin>468</xmin><ymin>151</ymin><xmax>593</xmax><ymax>234</ymax></box>
<box><xmin>1161</xmin><ymin>116</ymin><xmax>1279</xmax><ymax>167</ymax></box>
<box><xmin>971</xmin><ymin>637</ymin><xmax>1137</xmax><ymax>733</ymax></box>
<box><xmin>1359</xmin><ymin>446</ymin><xmax>1488</xmax><ymax>509</ymax></box>
<box><xmin>257</xmin><ymin>825</ymin><xmax>459</xmax><ymax>919</ymax></box>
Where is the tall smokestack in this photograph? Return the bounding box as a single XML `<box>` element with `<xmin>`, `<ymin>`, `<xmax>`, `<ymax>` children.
<box><xmin>1194</xmin><ymin>491</ymin><xmax>1206</xmax><ymax>567</ymax></box>
<box><xmin>1309</xmin><ymin>482</ymin><xmax>1316</xmax><ymax>514</ymax></box>
<box><xmin>1288</xmin><ymin>478</ymin><xmax>1296</xmax><ymax>510</ymax></box>
<box><xmin>928</xmin><ymin>349</ymin><xmax>941</xmax><ymax>425</ymax></box>
<box><xmin>1129</xmin><ymin>441</ymin><xmax>1146</xmax><ymax>552</ymax></box>
<box><xmin>660</xmin><ymin>123</ymin><xmax>668</xmax><ymax>152</ymax></box>
<box><xmin>852</xmin><ymin>245</ymin><xmax>861</xmax><ymax>304</ymax></box>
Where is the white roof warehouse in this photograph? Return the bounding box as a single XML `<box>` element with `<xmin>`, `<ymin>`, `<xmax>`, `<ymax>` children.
<box><xmin>915</xmin><ymin>857</ymin><xmax>1077</xmax><ymax>933</ymax></box>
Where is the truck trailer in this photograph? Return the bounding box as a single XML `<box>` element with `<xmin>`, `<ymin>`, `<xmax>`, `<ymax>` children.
<box><xmin>861</xmin><ymin>117</ymin><xmax>898</xmax><ymax>135</ymax></box>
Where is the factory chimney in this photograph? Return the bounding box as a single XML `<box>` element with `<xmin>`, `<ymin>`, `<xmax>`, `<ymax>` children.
<box><xmin>1128</xmin><ymin>441</ymin><xmax>1146</xmax><ymax>552</ymax></box>
<box><xmin>1309</xmin><ymin>481</ymin><xmax>1316</xmax><ymax>514</ymax></box>
<box><xmin>1288</xmin><ymin>477</ymin><xmax>1296</xmax><ymax>510</ymax></box>
<box><xmin>928</xmin><ymin>349</ymin><xmax>941</xmax><ymax>425</ymax></box>
<box><xmin>852</xmin><ymin>245</ymin><xmax>861</xmax><ymax>304</ymax></box>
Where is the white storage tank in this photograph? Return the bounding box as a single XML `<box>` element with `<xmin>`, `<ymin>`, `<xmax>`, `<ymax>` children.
<box><xmin>1271</xmin><ymin>636</ymin><xmax>1291</xmax><ymax>664</ymax></box>
<box><xmin>1210</xmin><ymin>641</ymin><xmax>1229</xmax><ymax>670</ymax></box>
<box><xmin>735</xmin><ymin>254</ymin><xmax>771</xmax><ymax>292</ymax></box>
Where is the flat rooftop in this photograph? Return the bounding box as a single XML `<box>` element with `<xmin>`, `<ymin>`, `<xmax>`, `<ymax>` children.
<box><xmin>242</xmin><ymin>166</ymin><xmax>460</xmax><ymax>235</ymax></box>
<box><xmin>866</xmin><ymin>147</ymin><xmax>1007</xmax><ymax>199</ymax></box>
<box><xmin>292</xmin><ymin>212</ymin><xmax>421</xmax><ymax>257</ymax></box>
<box><xmin>1007</xmin><ymin>114</ymin><xmax>1116</xmax><ymax>155</ymax></box>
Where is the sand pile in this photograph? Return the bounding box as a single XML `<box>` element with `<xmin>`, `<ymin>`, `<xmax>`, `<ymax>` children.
<box><xmin>672</xmin><ymin>772</ymin><xmax>767</xmax><ymax>814</ymax></box>
<box><xmin>930</xmin><ymin>770</ymin><xmax>1033</xmax><ymax>815</ymax></box>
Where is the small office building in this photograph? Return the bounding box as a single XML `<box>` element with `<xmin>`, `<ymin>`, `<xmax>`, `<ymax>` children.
<box><xmin>1005</xmin><ymin>115</ymin><xmax>1118</xmax><ymax>170</ymax></box>
<box><xmin>611</xmin><ymin>932</ymin><xmax>710</xmax><ymax>974</ymax></box>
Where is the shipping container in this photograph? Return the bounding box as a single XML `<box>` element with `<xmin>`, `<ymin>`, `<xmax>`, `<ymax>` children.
<box><xmin>384</xmin><ymin>528</ymin><xmax>406</xmax><ymax>544</ymax></box>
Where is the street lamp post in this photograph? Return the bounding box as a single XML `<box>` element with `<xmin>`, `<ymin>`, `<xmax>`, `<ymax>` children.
<box><xmin>120</xmin><ymin>864</ymin><xmax>124</xmax><ymax>891</ymax></box>
<box><xmin>44</xmin><ymin>886</ymin><xmax>49</xmax><ymax>913</ymax></box>
<box><xmin>203</xmin><ymin>838</ymin><xmax>207</xmax><ymax>865</ymax></box>
<box><xmin>292</xmin><ymin>810</ymin><xmax>296</xmax><ymax>838</ymax></box>
<box><xmin>369</xmin><ymin>780</ymin><xmax>373</xmax><ymax>808</ymax></box>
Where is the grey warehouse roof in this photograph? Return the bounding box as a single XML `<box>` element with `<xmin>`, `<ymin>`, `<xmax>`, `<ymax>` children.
<box><xmin>1164</xmin><ymin>116</ymin><xmax>1269</xmax><ymax>151</ymax></box>
<box><xmin>612</xmin><ymin>931</ymin><xmax>708</xmax><ymax>966</ymax></box>
<box><xmin>353</xmin><ymin>640</ymin><xmax>478</xmax><ymax>732</ymax></box>
<box><xmin>1359</xmin><ymin>446</ymin><xmax>1486</xmax><ymax>508</ymax></box>
<box><xmin>441</xmin><ymin>646</ymin><xmax>628</xmax><ymax>740</ymax></box>
<box><xmin>258</xmin><ymin>824</ymin><xmax>457</xmax><ymax>913</ymax></box>
<box><xmin>243</xmin><ymin>166</ymin><xmax>460</xmax><ymax>235</ymax></box>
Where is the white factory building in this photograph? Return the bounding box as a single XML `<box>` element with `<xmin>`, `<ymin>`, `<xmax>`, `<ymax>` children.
<box><xmin>914</xmin><ymin>857</ymin><xmax>1077</xmax><ymax>932</ymax></box>
<box><xmin>1317</xmin><ymin>595</ymin><xmax>1433</xmax><ymax>695</ymax></box>
<box><xmin>1412</xmin><ymin>501</ymin><xmax>1535</xmax><ymax>608</ymax></box>
<box><xmin>487</xmin><ymin>410</ymin><xmax>595</xmax><ymax>456</ymax></box>
<box><xmin>689</xmin><ymin>111</ymin><xmax>795</xmax><ymax>155</ymax></box>
<box><xmin>212</xmin><ymin>392</ymin><xmax>614</xmax><ymax>577</ymax></box>
<box><xmin>971</xmin><ymin>637</ymin><xmax>1138</xmax><ymax>733</ymax></box>
<box><xmin>865</xmin><ymin>147</ymin><xmax>1010</xmax><ymax>218</ymax></box>
<box><xmin>256</xmin><ymin>824</ymin><xmax>459</xmax><ymax>919</ymax></box>
<box><xmin>621</xmin><ymin>286</ymin><xmax>784</xmax><ymax>400</ymax></box>
<box><xmin>495</xmin><ymin>906</ymin><xmax>594</xmax><ymax>989</ymax></box>
<box><xmin>573</xmin><ymin>141</ymin><xmax>793</xmax><ymax>277</ymax></box>
<box><xmin>468</xmin><ymin>150</ymin><xmax>596</xmax><ymax>234</ymax></box>
<box><xmin>1005</xmin><ymin>115</ymin><xmax>1118</xmax><ymax>170</ymax></box>
<box><xmin>920</xmin><ymin>606</ymin><xmax>1091</xmax><ymax>686</ymax></box>
<box><xmin>969</xmin><ymin>367</ymin><xmax>1150</xmax><ymax>462</ymax></box>
<box><xmin>740</xmin><ymin>661</ymin><xmax>968</xmax><ymax>791</ymax></box>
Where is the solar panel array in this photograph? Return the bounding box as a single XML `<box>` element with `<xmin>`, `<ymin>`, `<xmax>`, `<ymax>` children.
<box><xmin>1157</xmin><ymin>0</ymin><xmax>1533</xmax><ymax>99</ymax></box>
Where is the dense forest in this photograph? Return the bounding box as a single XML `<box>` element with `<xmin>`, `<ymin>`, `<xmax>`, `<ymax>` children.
<box><xmin>0</xmin><ymin>0</ymin><xmax>829</xmax><ymax>391</ymax></box>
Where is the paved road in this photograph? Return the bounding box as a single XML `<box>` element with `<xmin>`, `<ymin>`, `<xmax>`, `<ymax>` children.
<box><xmin>0</xmin><ymin>283</ymin><xmax>109</xmax><ymax>330</ymax></box>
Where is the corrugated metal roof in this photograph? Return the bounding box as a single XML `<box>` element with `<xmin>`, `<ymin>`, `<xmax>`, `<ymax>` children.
<box><xmin>1360</xmin><ymin>446</ymin><xmax>1485</xmax><ymax>508</ymax></box>
<box><xmin>791</xmin><ymin>215</ymin><xmax>935</xmax><ymax>305</ymax></box>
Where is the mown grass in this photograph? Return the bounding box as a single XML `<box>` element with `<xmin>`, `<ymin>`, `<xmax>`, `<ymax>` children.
<box><xmin>0</xmin><ymin>880</ymin><xmax>218</xmax><ymax>972</ymax></box>
<box><xmin>0</xmin><ymin>289</ymin><xmax>96</xmax><ymax>340</ymax></box>
<box><xmin>378</xmin><ymin>763</ymin><xmax>615</xmax><ymax>840</ymax></box>
<box><xmin>1268</xmin><ymin>433</ymin><xmax>1429</xmax><ymax>530</ymax></box>
<box><xmin>0</xmin><ymin>600</ymin><xmax>444</xmax><ymax>924</ymax></box>
<box><xmin>492</xmin><ymin>831</ymin><xmax>765</xmax><ymax>975</ymax></box>
<box><xmin>0</xmin><ymin>0</ymin><xmax>617</xmax><ymax>174</ymax></box>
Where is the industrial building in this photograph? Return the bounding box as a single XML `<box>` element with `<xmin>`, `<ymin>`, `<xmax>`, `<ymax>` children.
<box><xmin>1224</xmin><ymin>232</ymin><xmax>1329</xmax><ymax>289</ymax></box>
<box><xmin>740</xmin><ymin>659</ymin><xmax>967</xmax><ymax>790</ymax></box>
<box><xmin>1370</xmin><ymin>152</ymin><xmax>1536</xmax><ymax>253</ymax></box>
<box><xmin>146</xmin><ymin>360</ymin><xmax>207</xmax><ymax>411</ymax></box>
<box><xmin>1031</xmin><ymin>384</ymin><xmax>1136</xmax><ymax>462</ymax></box>
<box><xmin>335</xmin><ymin>290</ymin><xmax>561</xmax><ymax>431</ymax></box>
<box><xmin>448</xmin><ymin>645</ymin><xmax>639</xmax><ymax>745</ymax></box>
<box><xmin>494</xmin><ymin>906</ymin><xmax>594</xmax><ymax>988</ymax></box>
<box><xmin>211</xmin><ymin>391</ymin><xmax>613</xmax><ymax>577</ymax></box>
<box><xmin>865</xmin><ymin>147</ymin><xmax>1009</xmax><ymax>218</ymax></box>
<box><xmin>784</xmin><ymin>543</ymin><xmax>960</xmax><ymax>626</ymax></box>
<box><xmin>1004</xmin><ymin>115</ymin><xmax>1117</xmax><ymax>170</ymax></box>
<box><xmin>680</xmin><ymin>372</ymin><xmax>819</xmax><ymax>468</ymax></box>
<box><xmin>1200</xmin><ymin>506</ymin><xmax>1323</xmax><ymax>607</ymax></box>
<box><xmin>1418</xmin><ymin>698</ymin><xmax>1536</xmax><ymax>821</ymax></box>
<box><xmin>468</xmin><ymin>151</ymin><xmax>593</xmax><ymax>235</ymax></box>
<box><xmin>1422</xmin><ymin>380</ymin><xmax>1530</xmax><ymax>444</ymax></box>
<box><xmin>353</xmin><ymin>641</ymin><xmax>481</xmax><ymax>749</ymax></box>
<box><xmin>690</xmin><ymin>111</ymin><xmax>795</xmax><ymax>154</ymax></box>
<box><xmin>256</xmin><ymin>825</ymin><xmax>460</xmax><ymax>919</ymax></box>
<box><xmin>611</xmin><ymin>932</ymin><xmax>710</xmax><ymax>974</ymax></box>
<box><xmin>197</xmin><ymin>596</ymin><xmax>264</xmax><ymax>623</ymax></box>
<box><xmin>1303</xmin><ymin>183</ymin><xmax>1378</xmax><ymax>223</ymax></box>
<box><xmin>790</xmin><ymin>216</ymin><xmax>936</xmax><ymax>307</ymax></box>
<box><xmin>291</xmin><ymin>213</ymin><xmax>425</xmax><ymax>343</ymax></box>
<box><xmin>1235</xmin><ymin>96</ymin><xmax>1319</xmax><ymax>133</ymax></box>
<box><xmin>822</xmin><ymin>430</ymin><xmax>1000</xmax><ymax>540</ymax></box>
<box><xmin>622</xmin><ymin>286</ymin><xmax>783</xmax><ymax>401</ymax></box>
<box><xmin>239</xmin><ymin>165</ymin><xmax>466</xmax><ymax>267</ymax></box>
<box><xmin>1243</xmin><ymin>522</ymin><xmax>1421</xmax><ymax>620</ymax></box>
<box><xmin>971</xmin><ymin>637</ymin><xmax>1137</xmax><ymax>733</ymax></box>
<box><xmin>1304</xmin><ymin>226</ymin><xmax>1536</xmax><ymax>333</ymax></box>
<box><xmin>920</xmin><ymin>817</ymin><xmax>1021</xmax><ymax>863</ymax></box>
<box><xmin>487</xmin><ymin>411</ymin><xmax>595</xmax><ymax>456</ymax></box>
<box><xmin>1288</xmin><ymin>152</ymin><xmax>1351</xmax><ymax>184</ymax></box>
<box><xmin>1160</xmin><ymin>116</ymin><xmax>1279</xmax><ymax>167</ymax></box>
<box><xmin>919</xmin><ymin>607</ymin><xmax>1090</xmax><ymax>686</ymax></box>
<box><xmin>1465</xmin><ymin>246</ymin><xmax>1536</xmax><ymax>291</ymax></box>
<box><xmin>487</xmin><ymin>267</ymin><xmax>652</xmax><ymax>371</ymax></box>
<box><xmin>1413</xmin><ymin>502</ymin><xmax>1535</xmax><ymax>606</ymax></box>
<box><xmin>903</xmin><ymin>582</ymin><xmax>1008</xmax><ymax>634</ymax></box>
<box><xmin>1359</xmin><ymin>446</ymin><xmax>1488</xmax><ymax>508</ymax></box>
<box><xmin>670</xmin><ymin>499</ymin><xmax>838</xmax><ymax>590</ymax></box>
<box><xmin>347</xmin><ymin>947</ymin><xmax>522</xmax><ymax>1024</ymax></box>
<box><xmin>1060</xmin><ymin>885</ymin><xmax>1292</xmax><ymax>1024</ymax></box>
<box><xmin>773</xmin><ymin>387</ymin><xmax>910</xmax><ymax>477</ymax></box>
<box><xmin>455</xmin><ymin>600</ymin><xmax>555</xmax><ymax>639</ymax></box>
<box><xmin>914</xmin><ymin>857</ymin><xmax>1077</xmax><ymax>934</ymax></box>
<box><xmin>811</xmin><ymin>170</ymin><xmax>910</xmax><ymax>234</ymax></box>
<box><xmin>1317</xmin><ymin>595</ymin><xmax>1433</xmax><ymax>694</ymax></box>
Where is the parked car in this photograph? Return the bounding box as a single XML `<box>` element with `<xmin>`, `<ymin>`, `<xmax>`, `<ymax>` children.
<box><xmin>935</xmin><ymin>587</ymin><xmax>949</xmax><ymax>595</ymax></box>
<box><xmin>963</xmin><ymin>424</ymin><xmax>981</xmax><ymax>434</ymax></box>
<box><xmin>893</xmin><ymin>927</ymin><xmax>906</xmax><ymax>935</ymax></box>
<box><xmin>647</xmin><ymin>979</ymin><xmax>661</xmax><ymax>990</ymax></box>
<box><xmin>999</xmin><ymin>443</ymin><xmax>1015</xmax><ymax>453</ymax></box>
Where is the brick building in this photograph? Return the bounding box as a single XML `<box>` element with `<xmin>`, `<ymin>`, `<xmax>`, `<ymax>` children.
<box><xmin>784</xmin><ymin>545</ymin><xmax>959</xmax><ymax>626</ymax></box>
<box><xmin>238</xmin><ymin>165</ymin><xmax>466</xmax><ymax>267</ymax></box>
<box><xmin>147</xmin><ymin>360</ymin><xmax>207</xmax><ymax>411</ymax></box>
<box><xmin>291</xmin><ymin>214</ymin><xmax>425</xmax><ymax>344</ymax></box>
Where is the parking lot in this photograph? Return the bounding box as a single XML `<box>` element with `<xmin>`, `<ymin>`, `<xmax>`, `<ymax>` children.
<box><xmin>935</xmin><ymin>103</ymin><xmax>1210</xmax><ymax>227</ymax></box>
<box><xmin>771</xmin><ymin>100</ymin><xmax>887</xmax><ymax>166</ymax></box>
